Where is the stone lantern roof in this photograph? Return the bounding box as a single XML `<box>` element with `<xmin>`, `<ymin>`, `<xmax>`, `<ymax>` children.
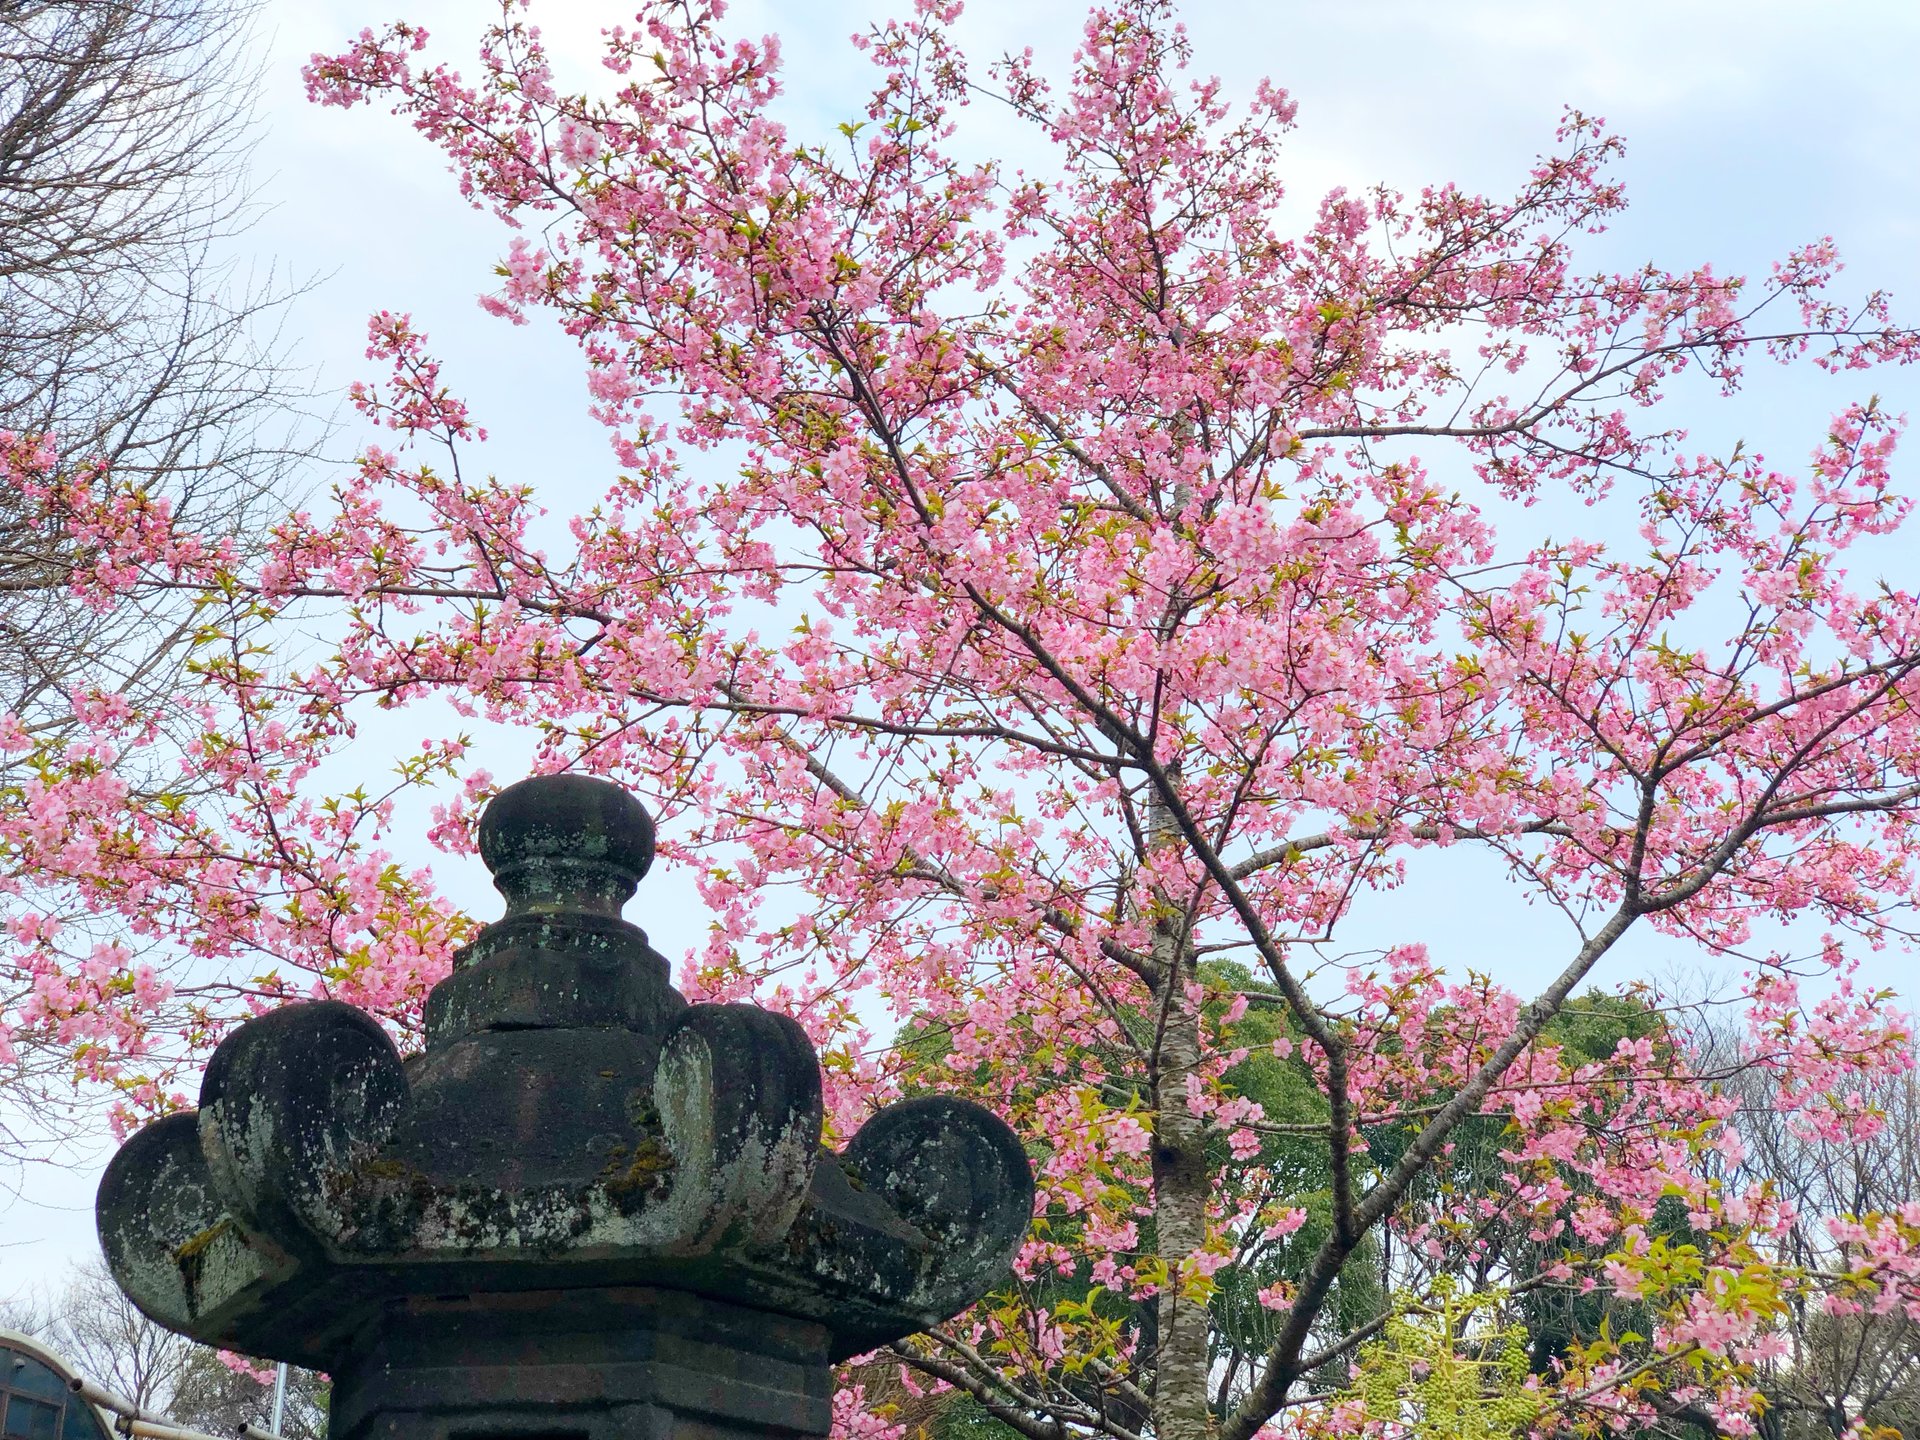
<box><xmin>97</xmin><ymin>775</ymin><xmax>1033</xmax><ymax>1440</ymax></box>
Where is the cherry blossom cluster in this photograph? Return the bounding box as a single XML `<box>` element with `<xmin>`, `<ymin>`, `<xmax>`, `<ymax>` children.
<box><xmin>3</xmin><ymin>2</ymin><xmax>1919</xmax><ymax>1436</ymax></box>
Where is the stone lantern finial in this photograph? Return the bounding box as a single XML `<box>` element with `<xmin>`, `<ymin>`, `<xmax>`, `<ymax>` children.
<box><xmin>96</xmin><ymin>774</ymin><xmax>1033</xmax><ymax>1440</ymax></box>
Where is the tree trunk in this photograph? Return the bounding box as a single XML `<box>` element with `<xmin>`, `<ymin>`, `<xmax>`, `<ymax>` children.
<box><xmin>1152</xmin><ymin>963</ymin><xmax>1215</xmax><ymax>1440</ymax></box>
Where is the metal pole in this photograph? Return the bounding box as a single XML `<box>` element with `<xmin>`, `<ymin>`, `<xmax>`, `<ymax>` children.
<box><xmin>268</xmin><ymin>1364</ymin><xmax>287</xmax><ymax>1437</ymax></box>
<box><xmin>64</xmin><ymin>1377</ymin><xmax>228</xmax><ymax>1440</ymax></box>
<box><xmin>67</xmin><ymin>1377</ymin><xmax>162</xmax><ymax>1426</ymax></box>
<box><xmin>117</xmin><ymin>1420</ymin><xmax>232</xmax><ymax>1440</ymax></box>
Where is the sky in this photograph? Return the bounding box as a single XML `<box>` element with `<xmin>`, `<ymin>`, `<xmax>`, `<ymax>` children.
<box><xmin>6</xmin><ymin>0</ymin><xmax>1920</xmax><ymax>1305</ymax></box>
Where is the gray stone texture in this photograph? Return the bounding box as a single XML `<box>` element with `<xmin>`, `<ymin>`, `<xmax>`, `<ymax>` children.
<box><xmin>97</xmin><ymin>774</ymin><xmax>1033</xmax><ymax>1439</ymax></box>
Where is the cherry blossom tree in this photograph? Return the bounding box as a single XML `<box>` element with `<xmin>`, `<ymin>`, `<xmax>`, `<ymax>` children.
<box><xmin>0</xmin><ymin>0</ymin><xmax>320</xmax><ymax>1166</ymax></box>
<box><xmin>5</xmin><ymin>2</ymin><xmax>1920</xmax><ymax>1437</ymax></box>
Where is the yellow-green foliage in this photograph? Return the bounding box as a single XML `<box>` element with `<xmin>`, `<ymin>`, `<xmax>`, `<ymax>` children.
<box><xmin>1346</xmin><ymin>1287</ymin><xmax>1545</xmax><ymax>1440</ymax></box>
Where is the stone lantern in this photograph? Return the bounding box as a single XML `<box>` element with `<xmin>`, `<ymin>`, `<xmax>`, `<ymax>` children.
<box><xmin>96</xmin><ymin>775</ymin><xmax>1033</xmax><ymax>1440</ymax></box>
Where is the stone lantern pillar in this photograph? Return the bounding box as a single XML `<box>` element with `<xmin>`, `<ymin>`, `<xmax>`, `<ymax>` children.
<box><xmin>96</xmin><ymin>775</ymin><xmax>1032</xmax><ymax>1440</ymax></box>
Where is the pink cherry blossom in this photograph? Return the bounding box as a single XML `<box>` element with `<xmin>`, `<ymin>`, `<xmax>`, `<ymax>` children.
<box><xmin>2</xmin><ymin>3</ymin><xmax>1918</xmax><ymax>1437</ymax></box>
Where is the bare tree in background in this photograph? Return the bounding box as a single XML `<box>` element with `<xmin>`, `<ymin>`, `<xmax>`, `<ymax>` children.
<box><xmin>0</xmin><ymin>1261</ymin><xmax>327</xmax><ymax>1438</ymax></box>
<box><xmin>0</xmin><ymin>0</ymin><xmax>317</xmax><ymax>1163</ymax></box>
<box><xmin>1</xmin><ymin>1260</ymin><xmax>196</xmax><ymax>1414</ymax></box>
<box><xmin>1689</xmin><ymin>1011</ymin><xmax>1920</xmax><ymax>1440</ymax></box>
<box><xmin>0</xmin><ymin>0</ymin><xmax>311</xmax><ymax>723</ymax></box>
